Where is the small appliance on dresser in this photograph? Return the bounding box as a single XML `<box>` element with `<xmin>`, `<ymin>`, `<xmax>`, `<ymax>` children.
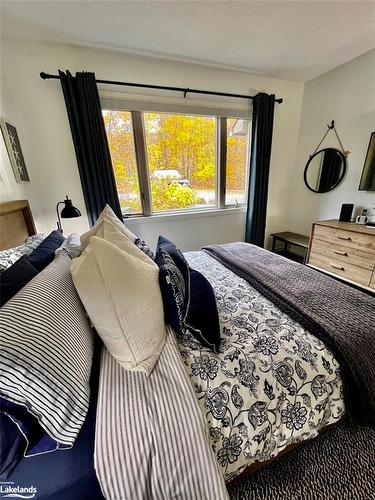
<box><xmin>306</xmin><ymin>219</ymin><xmax>375</xmax><ymax>292</ymax></box>
<box><xmin>366</xmin><ymin>204</ymin><xmax>375</xmax><ymax>227</ymax></box>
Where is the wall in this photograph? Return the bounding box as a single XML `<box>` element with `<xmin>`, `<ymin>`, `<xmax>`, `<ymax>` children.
<box><xmin>0</xmin><ymin>37</ymin><xmax>304</xmax><ymax>250</ymax></box>
<box><xmin>125</xmin><ymin>208</ymin><xmax>246</xmax><ymax>252</ymax></box>
<box><xmin>288</xmin><ymin>50</ymin><xmax>375</xmax><ymax>235</ymax></box>
<box><xmin>0</xmin><ymin>73</ymin><xmax>42</xmax><ymax>213</ymax></box>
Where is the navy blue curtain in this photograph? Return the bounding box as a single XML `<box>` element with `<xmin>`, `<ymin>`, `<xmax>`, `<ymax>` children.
<box><xmin>245</xmin><ymin>93</ymin><xmax>275</xmax><ymax>247</ymax></box>
<box><xmin>59</xmin><ymin>70</ymin><xmax>122</xmax><ymax>226</ymax></box>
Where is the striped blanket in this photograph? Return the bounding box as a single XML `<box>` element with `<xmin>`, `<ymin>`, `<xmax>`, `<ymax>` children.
<box><xmin>95</xmin><ymin>329</ymin><xmax>229</xmax><ymax>500</ymax></box>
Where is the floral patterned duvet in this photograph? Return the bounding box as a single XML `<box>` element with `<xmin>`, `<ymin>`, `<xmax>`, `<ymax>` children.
<box><xmin>177</xmin><ymin>251</ymin><xmax>345</xmax><ymax>482</ymax></box>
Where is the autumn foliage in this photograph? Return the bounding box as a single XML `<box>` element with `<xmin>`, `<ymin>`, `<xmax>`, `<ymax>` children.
<box><xmin>103</xmin><ymin>110</ymin><xmax>249</xmax><ymax>213</ymax></box>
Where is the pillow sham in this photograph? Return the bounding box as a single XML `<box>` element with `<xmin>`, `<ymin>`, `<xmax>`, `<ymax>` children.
<box><xmin>80</xmin><ymin>205</ymin><xmax>154</xmax><ymax>258</ymax></box>
<box><xmin>0</xmin><ymin>397</ymin><xmax>63</xmax><ymax>479</ymax></box>
<box><xmin>0</xmin><ymin>252</ymin><xmax>94</xmax><ymax>457</ymax></box>
<box><xmin>188</xmin><ymin>269</ymin><xmax>221</xmax><ymax>351</ymax></box>
<box><xmin>25</xmin><ymin>233</ymin><xmax>46</xmax><ymax>247</ymax></box>
<box><xmin>55</xmin><ymin>233</ymin><xmax>82</xmax><ymax>259</ymax></box>
<box><xmin>133</xmin><ymin>236</ymin><xmax>155</xmax><ymax>260</ymax></box>
<box><xmin>155</xmin><ymin>246</ymin><xmax>188</xmax><ymax>334</ymax></box>
<box><xmin>28</xmin><ymin>230</ymin><xmax>65</xmax><ymax>271</ymax></box>
<box><xmin>92</xmin><ymin>217</ymin><xmax>156</xmax><ymax>267</ymax></box>
<box><xmin>81</xmin><ymin>205</ymin><xmax>136</xmax><ymax>249</ymax></box>
<box><xmin>71</xmin><ymin>236</ymin><xmax>166</xmax><ymax>375</ymax></box>
<box><xmin>0</xmin><ymin>255</ymin><xmax>39</xmax><ymax>307</ymax></box>
<box><xmin>0</xmin><ymin>234</ymin><xmax>45</xmax><ymax>273</ymax></box>
<box><xmin>0</xmin><ymin>412</ymin><xmax>26</xmax><ymax>479</ymax></box>
<box><xmin>155</xmin><ymin>236</ymin><xmax>220</xmax><ymax>351</ymax></box>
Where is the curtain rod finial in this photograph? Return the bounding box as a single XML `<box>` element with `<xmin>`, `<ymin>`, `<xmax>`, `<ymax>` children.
<box><xmin>40</xmin><ymin>71</ymin><xmax>48</xmax><ymax>80</ymax></box>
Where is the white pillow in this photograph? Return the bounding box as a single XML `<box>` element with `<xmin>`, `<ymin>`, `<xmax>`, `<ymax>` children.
<box><xmin>56</xmin><ymin>233</ymin><xmax>82</xmax><ymax>258</ymax></box>
<box><xmin>70</xmin><ymin>236</ymin><xmax>166</xmax><ymax>375</ymax></box>
<box><xmin>81</xmin><ymin>205</ymin><xmax>137</xmax><ymax>249</ymax></box>
<box><xmin>93</xmin><ymin>217</ymin><xmax>156</xmax><ymax>267</ymax></box>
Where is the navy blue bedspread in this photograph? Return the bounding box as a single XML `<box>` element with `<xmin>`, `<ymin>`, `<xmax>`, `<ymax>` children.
<box><xmin>4</xmin><ymin>340</ymin><xmax>104</xmax><ymax>500</ymax></box>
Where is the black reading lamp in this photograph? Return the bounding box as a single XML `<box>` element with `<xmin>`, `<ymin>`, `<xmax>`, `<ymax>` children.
<box><xmin>56</xmin><ymin>195</ymin><xmax>82</xmax><ymax>233</ymax></box>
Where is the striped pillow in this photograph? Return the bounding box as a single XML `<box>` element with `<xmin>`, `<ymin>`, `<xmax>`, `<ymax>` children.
<box><xmin>0</xmin><ymin>252</ymin><xmax>94</xmax><ymax>449</ymax></box>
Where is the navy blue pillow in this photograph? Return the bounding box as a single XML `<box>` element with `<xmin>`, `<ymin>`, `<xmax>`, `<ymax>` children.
<box><xmin>156</xmin><ymin>236</ymin><xmax>189</xmax><ymax>281</ymax></box>
<box><xmin>186</xmin><ymin>269</ymin><xmax>220</xmax><ymax>351</ymax></box>
<box><xmin>155</xmin><ymin>250</ymin><xmax>188</xmax><ymax>333</ymax></box>
<box><xmin>155</xmin><ymin>236</ymin><xmax>220</xmax><ymax>351</ymax></box>
<box><xmin>0</xmin><ymin>255</ymin><xmax>39</xmax><ymax>307</ymax></box>
<box><xmin>0</xmin><ymin>412</ymin><xmax>26</xmax><ymax>479</ymax></box>
<box><xmin>0</xmin><ymin>398</ymin><xmax>60</xmax><ymax>479</ymax></box>
<box><xmin>29</xmin><ymin>230</ymin><xmax>65</xmax><ymax>271</ymax></box>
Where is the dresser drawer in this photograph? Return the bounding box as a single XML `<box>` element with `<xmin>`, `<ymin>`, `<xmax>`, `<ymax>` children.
<box><xmin>370</xmin><ymin>272</ymin><xmax>375</xmax><ymax>290</ymax></box>
<box><xmin>309</xmin><ymin>252</ymin><xmax>372</xmax><ymax>286</ymax></box>
<box><xmin>310</xmin><ymin>240</ymin><xmax>375</xmax><ymax>271</ymax></box>
<box><xmin>313</xmin><ymin>224</ymin><xmax>375</xmax><ymax>255</ymax></box>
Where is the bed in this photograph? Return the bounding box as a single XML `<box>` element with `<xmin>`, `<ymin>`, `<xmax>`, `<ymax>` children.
<box><xmin>0</xmin><ymin>200</ymin><xmax>36</xmax><ymax>250</ymax></box>
<box><xmin>0</xmin><ymin>200</ymin><xmax>104</xmax><ymax>499</ymax></box>
<box><xmin>1</xmin><ymin>200</ymin><xmax>374</xmax><ymax>500</ymax></box>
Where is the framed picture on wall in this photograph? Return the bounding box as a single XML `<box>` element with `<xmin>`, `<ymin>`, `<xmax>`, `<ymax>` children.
<box><xmin>0</xmin><ymin>118</ymin><xmax>30</xmax><ymax>183</ymax></box>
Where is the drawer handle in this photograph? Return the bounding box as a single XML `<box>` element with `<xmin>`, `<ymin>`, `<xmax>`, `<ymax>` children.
<box><xmin>337</xmin><ymin>235</ymin><xmax>351</xmax><ymax>241</ymax></box>
<box><xmin>330</xmin><ymin>262</ymin><xmax>345</xmax><ymax>271</ymax></box>
<box><xmin>334</xmin><ymin>251</ymin><xmax>348</xmax><ymax>257</ymax></box>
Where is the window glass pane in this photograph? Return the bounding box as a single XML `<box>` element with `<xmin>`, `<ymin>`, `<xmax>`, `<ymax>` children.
<box><xmin>103</xmin><ymin>110</ymin><xmax>142</xmax><ymax>215</ymax></box>
<box><xmin>226</xmin><ymin>118</ymin><xmax>250</xmax><ymax>205</ymax></box>
<box><xmin>144</xmin><ymin>112</ymin><xmax>216</xmax><ymax>212</ymax></box>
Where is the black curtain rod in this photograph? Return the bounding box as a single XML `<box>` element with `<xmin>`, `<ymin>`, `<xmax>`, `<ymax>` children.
<box><xmin>40</xmin><ymin>71</ymin><xmax>283</xmax><ymax>104</ymax></box>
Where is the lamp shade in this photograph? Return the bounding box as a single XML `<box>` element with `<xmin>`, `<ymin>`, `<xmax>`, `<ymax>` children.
<box><xmin>60</xmin><ymin>197</ymin><xmax>81</xmax><ymax>219</ymax></box>
<box><xmin>56</xmin><ymin>196</ymin><xmax>82</xmax><ymax>233</ymax></box>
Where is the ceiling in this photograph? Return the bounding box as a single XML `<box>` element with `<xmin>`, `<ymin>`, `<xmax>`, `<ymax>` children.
<box><xmin>1</xmin><ymin>0</ymin><xmax>374</xmax><ymax>81</ymax></box>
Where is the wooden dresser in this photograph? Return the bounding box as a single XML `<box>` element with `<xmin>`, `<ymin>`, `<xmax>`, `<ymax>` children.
<box><xmin>306</xmin><ymin>219</ymin><xmax>375</xmax><ymax>292</ymax></box>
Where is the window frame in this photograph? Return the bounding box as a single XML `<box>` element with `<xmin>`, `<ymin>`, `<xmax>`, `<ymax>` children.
<box><xmin>102</xmin><ymin>100</ymin><xmax>251</xmax><ymax>218</ymax></box>
<box><xmin>224</xmin><ymin>116</ymin><xmax>252</xmax><ymax>209</ymax></box>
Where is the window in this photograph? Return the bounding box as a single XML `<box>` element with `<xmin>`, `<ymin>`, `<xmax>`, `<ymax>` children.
<box><xmin>103</xmin><ymin>110</ymin><xmax>142</xmax><ymax>215</ymax></box>
<box><xmin>144</xmin><ymin>113</ymin><xmax>216</xmax><ymax>212</ymax></box>
<box><xmin>103</xmin><ymin>108</ymin><xmax>251</xmax><ymax>217</ymax></box>
<box><xmin>225</xmin><ymin>118</ymin><xmax>251</xmax><ymax>206</ymax></box>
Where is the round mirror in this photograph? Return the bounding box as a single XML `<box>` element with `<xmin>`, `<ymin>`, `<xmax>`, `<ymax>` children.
<box><xmin>304</xmin><ymin>148</ymin><xmax>346</xmax><ymax>193</ymax></box>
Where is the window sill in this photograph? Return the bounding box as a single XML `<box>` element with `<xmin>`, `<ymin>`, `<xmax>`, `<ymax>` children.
<box><xmin>123</xmin><ymin>206</ymin><xmax>247</xmax><ymax>225</ymax></box>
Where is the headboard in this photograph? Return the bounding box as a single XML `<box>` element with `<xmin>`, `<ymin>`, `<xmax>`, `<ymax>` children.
<box><xmin>0</xmin><ymin>200</ymin><xmax>37</xmax><ymax>250</ymax></box>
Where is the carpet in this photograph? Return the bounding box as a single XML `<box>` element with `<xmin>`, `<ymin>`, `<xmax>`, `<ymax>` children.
<box><xmin>228</xmin><ymin>422</ymin><xmax>375</xmax><ymax>500</ymax></box>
